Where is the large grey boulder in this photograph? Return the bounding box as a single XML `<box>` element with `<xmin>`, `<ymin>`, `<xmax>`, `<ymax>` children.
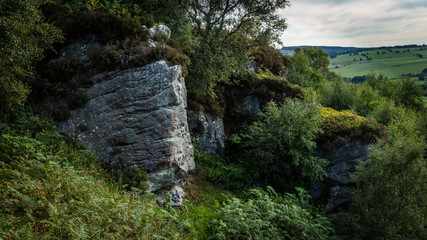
<box><xmin>187</xmin><ymin>110</ymin><xmax>225</xmax><ymax>156</ymax></box>
<box><xmin>59</xmin><ymin>60</ymin><xmax>194</xmax><ymax>191</ymax></box>
<box><xmin>311</xmin><ymin>142</ymin><xmax>370</xmax><ymax>213</ymax></box>
<box><xmin>149</xmin><ymin>25</ymin><xmax>171</xmax><ymax>39</ymax></box>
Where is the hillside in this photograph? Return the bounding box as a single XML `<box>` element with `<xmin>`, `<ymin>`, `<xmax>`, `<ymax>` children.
<box><xmin>280</xmin><ymin>46</ymin><xmax>362</xmax><ymax>56</ymax></box>
<box><xmin>1</xmin><ymin>1</ymin><xmax>426</xmax><ymax>240</ymax></box>
<box><xmin>329</xmin><ymin>46</ymin><xmax>427</xmax><ymax>79</ymax></box>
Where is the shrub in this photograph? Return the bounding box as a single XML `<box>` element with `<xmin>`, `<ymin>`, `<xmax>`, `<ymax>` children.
<box><xmin>252</xmin><ymin>45</ymin><xmax>291</xmax><ymax>75</ymax></box>
<box><xmin>90</xmin><ymin>39</ymin><xmax>188</xmax><ymax>73</ymax></box>
<box><xmin>43</xmin><ymin>3</ymin><xmax>149</xmax><ymax>44</ymax></box>
<box><xmin>67</xmin><ymin>89</ymin><xmax>88</xmax><ymax>109</ymax></box>
<box><xmin>122</xmin><ymin>168</ymin><xmax>149</xmax><ymax>191</ymax></box>
<box><xmin>51</xmin><ymin>104</ymin><xmax>71</xmax><ymax>121</ymax></box>
<box><xmin>0</xmin><ymin>109</ymin><xmax>192</xmax><ymax>239</ymax></box>
<box><xmin>317</xmin><ymin>80</ymin><xmax>358</xmax><ymax>111</ymax></box>
<box><xmin>351</xmin><ymin>113</ymin><xmax>427</xmax><ymax>239</ymax></box>
<box><xmin>40</xmin><ymin>57</ymin><xmax>80</xmax><ymax>83</ymax></box>
<box><xmin>317</xmin><ymin>107</ymin><xmax>386</xmax><ymax>150</ymax></box>
<box><xmin>194</xmin><ymin>149</ymin><xmax>247</xmax><ymax>191</ymax></box>
<box><xmin>0</xmin><ymin>0</ymin><xmax>62</xmax><ymax>110</ymax></box>
<box><xmin>210</xmin><ymin>187</ymin><xmax>332</xmax><ymax>240</ymax></box>
<box><xmin>235</xmin><ymin>99</ymin><xmax>326</xmax><ymax>190</ymax></box>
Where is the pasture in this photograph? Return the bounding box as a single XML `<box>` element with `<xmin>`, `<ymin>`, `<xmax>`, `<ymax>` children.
<box><xmin>329</xmin><ymin>47</ymin><xmax>427</xmax><ymax>79</ymax></box>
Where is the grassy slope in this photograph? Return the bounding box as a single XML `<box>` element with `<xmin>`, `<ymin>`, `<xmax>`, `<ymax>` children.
<box><xmin>0</xmin><ymin>110</ymin><xmax>228</xmax><ymax>240</ymax></box>
<box><xmin>329</xmin><ymin>47</ymin><xmax>427</xmax><ymax>79</ymax></box>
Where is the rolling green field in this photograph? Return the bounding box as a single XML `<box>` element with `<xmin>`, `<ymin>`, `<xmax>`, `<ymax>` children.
<box><xmin>329</xmin><ymin>47</ymin><xmax>427</xmax><ymax>79</ymax></box>
<box><xmin>329</xmin><ymin>46</ymin><xmax>427</xmax><ymax>106</ymax></box>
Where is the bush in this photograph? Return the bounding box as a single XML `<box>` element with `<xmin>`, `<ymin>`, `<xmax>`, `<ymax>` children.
<box><xmin>235</xmin><ymin>99</ymin><xmax>326</xmax><ymax>190</ymax></box>
<box><xmin>210</xmin><ymin>187</ymin><xmax>332</xmax><ymax>240</ymax></box>
<box><xmin>122</xmin><ymin>168</ymin><xmax>149</xmax><ymax>191</ymax></box>
<box><xmin>317</xmin><ymin>80</ymin><xmax>358</xmax><ymax>111</ymax></box>
<box><xmin>51</xmin><ymin>104</ymin><xmax>71</xmax><ymax>121</ymax></box>
<box><xmin>317</xmin><ymin>107</ymin><xmax>386</xmax><ymax>150</ymax></box>
<box><xmin>0</xmin><ymin>0</ymin><xmax>62</xmax><ymax>110</ymax></box>
<box><xmin>0</xmin><ymin>110</ymin><xmax>193</xmax><ymax>239</ymax></box>
<box><xmin>43</xmin><ymin>3</ymin><xmax>149</xmax><ymax>44</ymax></box>
<box><xmin>252</xmin><ymin>45</ymin><xmax>291</xmax><ymax>75</ymax></box>
<box><xmin>90</xmin><ymin>39</ymin><xmax>188</xmax><ymax>73</ymax></box>
<box><xmin>67</xmin><ymin>89</ymin><xmax>88</xmax><ymax>109</ymax></box>
<box><xmin>350</xmin><ymin>112</ymin><xmax>427</xmax><ymax>239</ymax></box>
<box><xmin>194</xmin><ymin>149</ymin><xmax>247</xmax><ymax>191</ymax></box>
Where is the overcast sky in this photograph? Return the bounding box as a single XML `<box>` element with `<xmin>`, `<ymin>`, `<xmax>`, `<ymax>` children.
<box><xmin>278</xmin><ymin>0</ymin><xmax>427</xmax><ymax>47</ymax></box>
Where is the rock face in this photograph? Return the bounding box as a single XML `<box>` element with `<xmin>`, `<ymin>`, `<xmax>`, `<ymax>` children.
<box><xmin>59</xmin><ymin>60</ymin><xmax>194</xmax><ymax>191</ymax></box>
<box><xmin>311</xmin><ymin>142</ymin><xmax>370</xmax><ymax>213</ymax></box>
<box><xmin>59</xmin><ymin>37</ymin><xmax>102</xmax><ymax>62</ymax></box>
<box><xmin>187</xmin><ymin>110</ymin><xmax>225</xmax><ymax>156</ymax></box>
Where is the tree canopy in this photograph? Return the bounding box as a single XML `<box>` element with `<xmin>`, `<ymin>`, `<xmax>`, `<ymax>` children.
<box><xmin>183</xmin><ymin>0</ymin><xmax>290</xmax><ymax>45</ymax></box>
<box><xmin>0</xmin><ymin>0</ymin><xmax>62</xmax><ymax>110</ymax></box>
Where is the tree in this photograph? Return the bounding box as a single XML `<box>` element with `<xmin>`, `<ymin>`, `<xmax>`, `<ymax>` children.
<box><xmin>237</xmin><ymin>99</ymin><xmax>326</xmax><ymax>190</ymax></box>
<box><xmin>182</xmin><ymin>0</ymin><xmax>290</xmax><ymax>45</ymax></box>
<box><xmin>286</xmin><ymin>47</ymin><xmax>330</xmax><ymax>88</ymax></box>
<box><xmin>294</xmin><ymin>47</ymin><xmax>329</xmax><ymax>72</ymax></box>
<box><xmin>182</xmin><ymin>0</ymin><xmax>290</xmax><ymax>97</ymax></box>
<box><xmin>398</xmin><ymin>77</ymin><xmax>424</xmax><ymax>111</ymax></box>
<box><xmin>352</xmin><ymin>111</ymin><xmax>426</xmax><ymax>239</ymax></box>
<box><xmin>0</xmin><ymin>0</ymin><xmax>62</xmax><ymax>110</ymax></box>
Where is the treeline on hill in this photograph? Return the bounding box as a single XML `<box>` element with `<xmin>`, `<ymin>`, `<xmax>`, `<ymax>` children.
<box><xmin>0</xmin><ymin>0</ymin><xmax>426</xmax><ymax>239</ymax></box>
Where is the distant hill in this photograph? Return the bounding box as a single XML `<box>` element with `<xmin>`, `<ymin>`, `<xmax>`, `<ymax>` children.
<box><xmin>280</xmin><ymin>46</ymin><xmax>362</xmax><ymax>56</ymax></box>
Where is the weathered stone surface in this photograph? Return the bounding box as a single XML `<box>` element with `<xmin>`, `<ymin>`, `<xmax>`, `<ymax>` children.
<box><xmin>149</xmin><ymin>25</ymin><xmax>171</xmax><ymax>39</ymax></box>
<box><xmin>243</xmin><ymin>96</ymin><xmax>260</xmax><ymax>115</ymax></box>
<box><xmin>59</xmin><ymin>60</ymin><xmax>194</xmax><ymax>191</ymax></box>
<box><xmin>59</xmin><ymin>37</ymin><xmax>102</xmax><ymax>62</ymax></box>
<box><xmin>187</xmin><ymin>110</ymin><xmax>225</xmax><ymax>156</ymax></box>
<box><xmin>155</xmin><ymin>185</ymin><xmax>186</xmax><ymax>207</ymax></box>
<box><xmin>311</xmin><ymin>142</ymin><xmax>370</xmax><ymax>212</ymax></box>
<box><xmin>170</xmin><ymin>185</ymin><xmax>186</xmax><ymax>206</ymax></box>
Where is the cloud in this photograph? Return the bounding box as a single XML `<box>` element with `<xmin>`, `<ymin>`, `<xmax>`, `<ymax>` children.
<box><xmin>278</xmin><ymin>0</ymin><xmax>427</xmax><ymax>47</ymax></box>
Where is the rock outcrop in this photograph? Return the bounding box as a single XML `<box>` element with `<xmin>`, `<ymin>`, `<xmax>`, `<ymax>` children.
<box><xmin>311</xmin><ymin>142</ymin><xmax>370</xmax><ymax>213</ymax></box>
<box><xmin>149</xmin><ymin>25</ymin><xmax>171</xmax><ymax>39</ymax></box>
<box><xmin>59</xmin><ymin>60</ymin><xmax>194</xmax><ymax>191</ymax></box>
<box><xmin>187</xmin><ymin>110</ymin><xmax>225</xmax><ymax>156</ymax></box>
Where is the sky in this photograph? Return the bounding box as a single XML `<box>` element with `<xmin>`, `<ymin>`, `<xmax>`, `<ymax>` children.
<box><xmin>277</xmin><ymin>0</ymin><xmax>427</xmax><ymax>47</ymax></box>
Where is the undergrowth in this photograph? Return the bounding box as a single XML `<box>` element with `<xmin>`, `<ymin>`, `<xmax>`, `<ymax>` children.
<box><xmin>0</xmin><ymin>109</ymin><xmax>204</xmax><ymax>239</ymax></box>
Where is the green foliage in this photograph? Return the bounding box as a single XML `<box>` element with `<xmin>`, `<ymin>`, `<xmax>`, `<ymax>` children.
<box><xmin>286</xmin><ymin>47</ymin><xmax>329</xmax><ymax>88</ymax></box>
<box><xmin>51</xmin><ymin>104</ymin><xmax>71</xmax><ymax>122</ymax></box>
<box><xmin>328</xmin><ymin>212</ymin><xmax>365</xmax><ymax>240</ymax></box>
<box><xmin>43</xmin><ymin>3</ymin><xmax>149</xmax><ymax>44</ymax></box>
<box><xmin>186</xmin><ymin>36</ymin><xmax>250</xmax><ymax>98</ymax></box>
<box><xmin>210</xmin><ymin>187</ymin><xmax>332</xmax><ymax>240</ymax></box>
<box><xmin>0</xmin><ymin>0</ymin><xmax>63</xmax><ymax>110</ymax></box>
<box><xmin>194</xmin><ymin>149</ymin><xmax>247</xmax><ymax>191</ymax></box>
<box><xmin>252</xmin><ymin>45</ymin><xmax>291</xmax><ymax>75</ymax></box>
<box><xmin>122</xmin><ymin>168</ymin><xmax>149</xmax><ymax>191</ymax></box>
<box><xmin>67</xmin><ymin>89</ymin><xmax>88</xmax><ymax>109</ymax></box>
<box><xmin>184</xmin><ymin>0</ymin><xmax>290</xmax><ymax>46</ymax></box>
<box><xmin>184</xmin><ymin>0</ymin><xmax>291</xmax><ymax>100</ymax></box>
<box><xmin>29</xmin><ymin>57</ymin><xmax>81</xmax><ymax>98</ymax></box>
<box><xmin>350</xmin><ymin>112</ymin><xmax>427</xmax><ymax>239</ymax></box>
<box><xmin>295</xmin><ymin>47</ymin><xmax>330</xmax><ymax>72</ymax></box>
<box><xmin>0</xmin><ymin>109</ymin><xmax>204</xmax><ymax>239</ymax></box>
<box><xmin>317</xmin><ymin>80</ymin><xmax>357</xmax><ymax>111</ymax></box>
<box><xmin>89</xmin><ymin>39</ymin><xmax>188</xmax><ymax>73</ymax></box>
<box><xmin>318</xmin><ymin>107</ymin><xmax>386</xmax><ymax>149</ymax></box>
<box><xmin>235</xmin><ymin>99</ymin><xmax>326</xmax><ymax>190</ymax></box>
<box><xmin>57</xmin><ymin>0</ymin><xmax>154</xmax><ymax>27</ymax></box>
<box><xmin>366</xmin><ymin>73</ymin><xmax>424</xmax><ymax>111</ymax></box>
